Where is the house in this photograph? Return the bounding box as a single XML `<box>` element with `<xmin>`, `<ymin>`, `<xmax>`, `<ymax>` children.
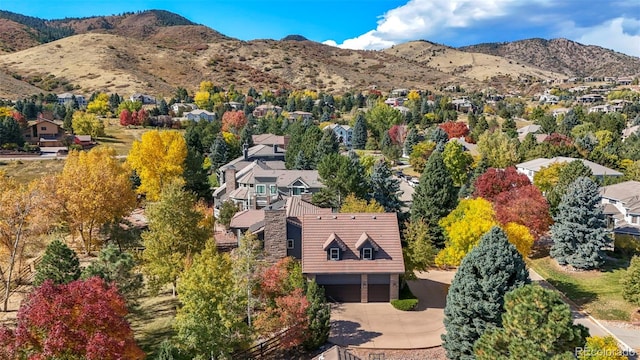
<box><xmin>130</xmin><ymin>93</ymin><xmax>156</xmax><ymax>104</ymax></box>
<box><xmin>57</xmin><ymin>93</ymin><xmax>87</xmax><ymax>108</ymax></box>
<box><xmin>517</xmin><ymin>124</ymin><xmax>541</xmax><ymax>141</ymax></box>
<box><xmin>327</xmin><ymin>124</ymin><xmax>353</xmax><ymax>147</ymax></box>
<box><xmin>539</xmin><ymin>93</ymin><xmax>559</xmax><ymax>104</ymax></box>
<box><xmin>302</xmin><ymin>213</ymin><xmax>405</xmax><ymax>302</ymax></box>
<box><xmin>228</xmin><ymin>196</ymin><xmax>332</xmax><ymax>259</ymax></box>
<box><xmin>577</xmin><ymin>94</ymin><xmax>604</xmax><ymax>103</ymax></box>
<box><xmin>552</xmin><ymin>108</ymin><xmax>571</xmax><ymax>118</ymax></box>
<box><xmin>252</xmin><ymin>133</ymin><xmax>290</xmax><ymax>149</ymax></box>
<box><xmin>22</xmin><ymin>119</ymin><xmax>64</xmax><ymax>146</ymax></box>
<box><xmin>600</xmin><ymin>181</ymin><xmax>640</xmax><ymax>238</ymax></box>
<box><xmin>516</xmin><ymin>157</ymin><xmax>623</xmax><ymax>183</ymax></box>
<box><xmin>617</xmin><ymin>77</ymin><xmax>634</xmax><ymax>86</ymax></box>
<box><xmin>288</xmin><ymin>111</ymin><xmax>313</xmax><ymax>121</ymax></box>
<box><xmin>391</xmin><ymin>89</ymin><xmax>409</xmax><ymax>97</ymax></box>
<box><xmin>588</xmin><ymin>104</ymin><xmax>612</xmax><ymax>114</ymax></box>
<box><xmin>74</xmin><ymin>135</ymin><xmax>94</xmax><ymax>148</ymax></box>
<box><xmin>170</xmin><ymin>103</ymin><xmax>198</xmax><ymax>114</ymax></box>
<box><xmin>252</xmin><ymin>104</ymin><xmax>282</xmax><ymax>118</ymax></box>
<box><xmin>451</xmin><ymin>98</ymin><xmax>473</xmax><ymax>112</ymax></box>
<box><xmin>184</xmin><ymin>109</ymin><xmax>216</xmax><ymax>122</ymax></box>
<box><xmin>226</xmin><ymin>101</ymin><xmax>243</xmax><ymax>110</ymax></box>
<box><xmin>384</xmin><ymin>98</ymin><xmax>404</xmax><ymax>106</ymax></box>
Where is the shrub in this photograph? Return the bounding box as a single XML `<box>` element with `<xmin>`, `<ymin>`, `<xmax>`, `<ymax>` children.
<box><xmin>622</xmin><ymin>256</ymin><xmax>640</xmax><ymax>306</ymax></box>
<box><xmin>391</xmin><ymin>298</ymin><xmax>419</xmax><ymax>311</ymax></box>
<box><xmin>614</xmin><ymin>235</ymin><xmax>640</xmax><ymax>257</ymax></box>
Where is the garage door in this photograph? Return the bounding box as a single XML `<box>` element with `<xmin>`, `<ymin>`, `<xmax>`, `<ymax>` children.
<box><xmin>368</xmin><ymin>274</ymin><xmax>390</xmax><ymax>302</ymax></box>
<box><xmin>316</xmin><ymin>275</ymin><xmax>361</xmax><ymax>303</ymax></box>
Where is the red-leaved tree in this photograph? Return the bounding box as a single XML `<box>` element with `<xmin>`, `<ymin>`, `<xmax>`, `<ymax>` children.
<box><xmin>439</xmin><ymin>121</ymin><xmax>469</xmax><ymax>139</ymax></box>
<box><xmin>473</xmin><ymin>167</ymin><xmax>531</xmax><ymax>201</ymax></box>
<box><xmin>275</xmin><ymin>288</ymin><xmax>310</xmax><ymax>348</ymax></box>
<box><xmin>0</xmin><ymin>277</ymin><xmax>144</xmax><ymax>360</ymax></box>
<box><xmin>493</xmin><ymin>185</ymin><xmax>552</xmax><ymax>240</ymax></box>
<box><xmin>119</xmin><ymin>109</ymin><xmax>132</xmax><ymax>126</ymax></box>
<box><xmin>222</xmin><ymin>110</ymin><xmax>247</xmax><ymax>134</ymax></box>
<box><xmin>388</xmin><ymin>124</ymin><xmax>408</xmax><ymax>145</ymax></box>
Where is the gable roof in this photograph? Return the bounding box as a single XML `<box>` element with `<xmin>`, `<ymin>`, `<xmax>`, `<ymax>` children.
<box><xmin>286</xmin><ymin>196</ymin><xmax>332</xmax><ymax>225</ymax></box>
<box><xmin>219</xmin><ymin>144</ymin><xmax>286</xmax><ymax>173</ymax></box>
<box><xmin>355</xmin><ymin>232</ymin><xmax>380</xmax><ymax>251</ymax></box>
<box><xmin>302</xmin><ymin>213</ymin><xmax>404</xmax><ymax>274</ymax></box>
<box><xmin>516</xmin><ymin>157</ymin><xmax>623</xmax><ymax>177</ymax></box>
<box><xmin>322</xmin><ymin>233</ymin><xmax>347</xmax><ymax>251</ymax></box>
<box><xmin>252</xmin><ymin>133</ymin><xmax>285</xmax><ymax>146</ymax></box>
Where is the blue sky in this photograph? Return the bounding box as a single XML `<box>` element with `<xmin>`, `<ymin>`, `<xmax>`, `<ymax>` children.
<box><xmin>2</xmin><ymin>0</ymin><xmax>639</xmax><ymax>56</ymax></box>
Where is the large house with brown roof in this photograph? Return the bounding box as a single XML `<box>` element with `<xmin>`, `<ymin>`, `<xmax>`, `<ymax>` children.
<box><xmin>302</xmin><ymin>213</ymin><xmax>404</xmax><ymax>303</ymax></box>
<box><xmin>22</xmin><ymin>118</ymin><xmax>64</xmax><ymax>146</ymax></box>
<box><xmin>601</xmin><ymin>181</ymin><xmax>640</xmax><ymax>238</ymax></box>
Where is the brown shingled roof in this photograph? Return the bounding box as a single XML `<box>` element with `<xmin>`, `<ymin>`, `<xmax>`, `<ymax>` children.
<box><xmin>302</xmin><ymin>213</ymin><xmax>404</xmax><ymax>275</ymax></box>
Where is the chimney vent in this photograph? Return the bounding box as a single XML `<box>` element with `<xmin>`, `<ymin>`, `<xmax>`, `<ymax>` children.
<box><xmin>351</xmin><ymin>215</ymin><xmax>356</xmax><ymax>219</ymax></box>
<box><xmin>372</xmin><ymin>215</ymin><xmax>376</xmax><ymax>219</ymax></box>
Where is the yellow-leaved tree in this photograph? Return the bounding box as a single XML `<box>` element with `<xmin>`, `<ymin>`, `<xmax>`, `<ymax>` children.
<box><xmin>339</xmin><ymin>194</ymin><xmax>385</xmax><ymax>213</ymax></box>
<box><xmin>436</xmin><ymin>198</ymin><xmax>497</xmax><ymax>267</ymax></box>
<box><xmin>71</xmin><ymin>111</ymin><xmax>105</xmax><ymax>138</ymax></box>
<box><xmin>502</xmin><ymin>222</ymin><xmax>534</xmax><ymax>258</ymax></box>
<box><xmin>533</xmin><ymin>162</ymin><xmax>565</xmax><ymax>193</ymax></box>
<box><xmin>86</xmin><ymin>93</ymin><xmax>110</xmax><ymax>115</ymax></box>
<box><xmin>127</xmin><ymin>130</ymin><xmax>187</xmax><ymax>201</ymax></box>
<box><xmin>57</xmin><ymin>146</ymin><xmax>136</xmax><ymax>255</ymax></box>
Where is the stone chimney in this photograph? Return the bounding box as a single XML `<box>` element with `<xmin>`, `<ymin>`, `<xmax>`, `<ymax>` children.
<box><xmin>243</xmin><ymin>143</ymin><xmax>249</xmax><ymax>160</ymax></box>
<box><xmin>224</xmin><ymin>165</ymin><xmax>237</xmax><ymax>193</ymax></box>
<box><xmin>263</xmin><ymin>207</ymin><xmax>287</xmax><ymax>262</ymax></box>
<box><xmin>283</xmin><ymin>135</ymin><xmax>290</xmax><ymax>149</ymax></box>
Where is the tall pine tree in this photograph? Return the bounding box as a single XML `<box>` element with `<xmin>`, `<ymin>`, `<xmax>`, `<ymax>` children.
<box><xmin>442</xmin><ymin>227</ymin><xmax>530</xmax><ymax>360</ymax></box>
<box><xmin>315</xmin><ymin>128</ymin><xmax>340</xmax><ymax>160</ymax></box>
<box><xmin>404</xmin><ymin>127</ymin><xmax>419</xmax><ymax>156</ymax></box>
<box><xmin>547</xmin><ymin>160</ymin><xmax>593</xmax><ymax>214</ymax></box>
<box><xmin>208</xmin><ymin>134</ymin><xmax>229</xmax><ymax>172</ymax></box>
<box><xmin>369</xmin><ymin>159</ymin><xmax>402</xmax><ymax>212</ymax></box>
<box><xmin>34</xmin><ymin>239</ymin><xmax>81</xmax><ymax>286</ymax></box>
<box><xmin>411</xmin><ymin>151</ymin><xmax>457</xmax><ymax>247</ymax></box>
<box><xmin>352</xmin><ymin>113</ymin><xmax>367</xmax><ymax>149</ymax></box>
<box><xmin>550</xmin><ymin>176</ymin><xmax>609</xmax><ymax>270</ymax></box>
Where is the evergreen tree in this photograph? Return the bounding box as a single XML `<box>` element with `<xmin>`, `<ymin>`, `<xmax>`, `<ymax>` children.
<box><xmin>558</xmin><ymin>110</ymin><xmax>579</xmax><ymax>135</ymax></box>
<box><xmin>183</xmin><ymin>148</ymin><xmax>211</xmax><ymax>200</ymax></box>
<box><xmin>369</xmin><ymin>159</ymin><xmax>402</xmax><ymax>212</ymax></box>
<box><xmin>443</xmin><ymin>227</ymin><xmax>530</xmax><ymax>360</ymax></box>
<box><xmin>404</xmin><ymin>127</ymin><xmax>419</xmax><ymax>155</ymax></box>
<box><xmin>0</xmin><ymin>117</ymin><xmax>24</xmax><ymax>147</ymax></box>
<box><xmin>315</xmin><ymin>128</ymin><xmax>340</xmax><ymax>160</ymax></box>
<box><xmin>501</xmin><ymin>116</ymin><xmax>517</xmax><ymax>138</ymax></box>
<box><xmin>239</xmin><ymin>125</ymin><xmax>254</xmax><ymax>148</ymax></box>
<box><xmin>547</xmin><ymin>160</ymin><xmax>593</xmax><ymax>213</ymax></box>
<box><xmin>317</xmin><ymin>152</ymin><xmax>368</xmax><ymax>206</ymax></box>
<box><xmin>208</xmin><ymin>134</ymin><xmax>228</xmax><ymax>171</ymax></box>
<box><xmin>550</xmin><ymin>177</ymin><xmax>610</xmax><ymax>270</ymax></box>
<box><xmin>157</xmin><ymin>99</ymin><xmax>169</xmax><ymax>115</ymax></box>
<box><xmin>352</xmin><ymin>113</ymin><xmax>368</xmax><ymax>149</ymax></box>
<box><xmin>81</xmin><ymin>244</ymin><xmax>143</xmax><ymax>309</ymax></box>
<box><xmin>34</xmin><ymin>239</ymin><xmax>81</xmax><ymax>286</ymax></box>
<box><xmin>411</xmin><ymin>151</ymin><xmax>457</xmax><ymax>247</ymax></box>
<box><xmin>622</xmin><ymin>255</ymin><xmax>640</xmax><ymax>306</ymax></box>
<box><xmin>474</xmin><ymin>284</ymin><xmax>589</xmax><ymax>360</ymax></box>
<box><xmin>293</xmin><ymin>150</ymin><xmax>310</xmax><ymax>170</ymax></box>
<box><xmin>303</xmin><ymin>280</ymin><xmax>331</xmax><ymax>350</ymax></box>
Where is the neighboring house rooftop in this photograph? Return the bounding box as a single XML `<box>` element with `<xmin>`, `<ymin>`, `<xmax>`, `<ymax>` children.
<box><xmin>219</xmin><ymin>144</ymin><xmax>286</xmax><ymax>173</ymax></box>
<box><xmin>302</xmin><ymin>213</ymin><xmax>404</xmax><ymax>275</ymax></box>
<box><xmin>517</xmin><ymin>157</ymin><xmax>623</xmax><ymax>177</ymax></box>
<box><xmin>252</xmin><ymin>133</ymin><xmax>288</xmax><ymax>148</ymax></box>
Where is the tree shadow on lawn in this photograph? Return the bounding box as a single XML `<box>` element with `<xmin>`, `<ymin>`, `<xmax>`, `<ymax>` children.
<box><xmin>97</xmin><ymin>137</ymin><xmax>124</xmax><ymax>144</ymax></box>
<box><xmin>130</xmin><ymin>295</ymin><xmax>179</xmax><ymax>356</ymax></box>
<box><xmin>329</xmin><ymin>320</ymin><xmax>382</xmax><ymax>346</ymax></box>
<box><xmin>540</xmin><ymin>278</ymin><xmax>597</xmax><ymax>306</ymax></box>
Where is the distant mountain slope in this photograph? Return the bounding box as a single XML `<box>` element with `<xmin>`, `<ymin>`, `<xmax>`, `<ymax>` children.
<box><xmin>459</xmin><ymin>38</ymin><xmax>640</xmax><ymax>77</ymax></box>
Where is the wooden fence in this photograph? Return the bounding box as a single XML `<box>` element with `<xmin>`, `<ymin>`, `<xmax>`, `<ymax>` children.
<box><xmin>0</xmin><ymin>256</ymin><xmax>42</xmax><ymax>295</ymax></box>
<box><xmin>232</xmin><ymin>323</ymin><xmax>305</xmax><ymax>359</ymax></box>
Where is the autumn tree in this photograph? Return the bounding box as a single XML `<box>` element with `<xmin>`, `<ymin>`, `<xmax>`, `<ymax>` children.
<box><xmin>493</xmin><ymin>185</ymin><xmax>552</xmax><ymax>240</ymax></box>
<box><xmin>477</xmin><ymin>130</ymin><xmax>519</xmax><ymax>168</ymax></box>
<box><xmin>533</xmin><ymin>162</ymin><xmax>565</xmax><ymax>193</ymax></box>
<box><xmin>231</xmin><ymin>231</ymin><xmax>263</xmax><ymax>327</ymax></box>
<box><xmin>439</xmin><ymin>121</ymin><xmax>469</xmax><ymax>139</ymax></box>
<box><xmin>550</xmin><ymin>177</ymin><xmax>610</xmax><ymax>270</ymax></box>
<box><xmin>443</xmin><ymin>227</ymin><xmax>530</xmax><ymax>360</ymax></box>
<box><xmin>339</xmin><ymin>194</ymin><xmax>385</xmax><ymax>213</ymax></box>
<box><xmin>81</xmin><ymin>244</ymin><xmax>143</xmax><ymax>310</ymax></box>
<box><xmin>57</xmin><ymin>147</ymin><xmax>136</xmax><ymax>255</ymax></box>
<box><xmin>472</xmin><ymin>167</ymin><xmax>531</xmax><ymax>202</ymax></box>
<box><xmin>86</xmin><ymin>93</ymin><xmax>110</xmax><ymax>115</ymax></box>
<box><xmin>577</xmin><ymin>336</ymin><xmax>628</xmax><ymax>360</ymax></box>
<box><xmin>403</xmin><ymin>219</ymin><xmax>438</xmax><ymax>274</ymax></box>
<box><xmin>0</xmin><ymin>177</ymin><xmax>49</xmax><ymax>311</ymax></box>
<box><xmin>127</xmin><ymin>130</ymin><xmax>188</xmax><ymax>201</ymax></box>
<box><xmin>0</xmin><ymin>277</ymin><xmax>144</xmax><ymax>360</ymax></box>
<box><xmin>142</xmin><ymin>181</ymin><xmax>209</xmax><ymax>294</ymax></box>
<box><xmin>33</xmin><ymin>239</ymin><xmax>81</xmax><ymax>286</ymax></box>
<box><xmin>174</xmin><ymin>242</ymin><xmax>249</xmax><ymax>358</ymax></box>
<box><xmin>409</xmin><ymin>141</ymin><xmax>436</xmax><ymax>173</ymax></box>
<box><xmin>366</xmin><ymin>103</ymin><xmax>403</xmax><ymax>141</ymax></box>
<box><xmin>221</xmin><ymin>110</ymin><xmax>248</xmax><ymax>134</ymax></box>
<box><xmin>119</xmin><ymin>109</ymin><xmax>133</xmax><ymax>126</ymax></box>
<box><xmin>474</xmin><ymin>284</ymin><xmax>589</xmax><ymax>360</ymax></box>
<box><xmin>442</xmin><ymin>140</ymin><xmax>473</xmax><ymax>187</ymax></box>
<box><xmin>72</xmin><ymin>111</ymin><xmax>105</xmax><ymax>138</ymax></box>
<box><xmin>218</xmin><ymin>200</ymin><xmax>240</xmax><ymax>230</ymax></box>
<box><xmin>436</xmin><ymin>198</ymin><xmax>497</xmax><ymax>266</ymax></box>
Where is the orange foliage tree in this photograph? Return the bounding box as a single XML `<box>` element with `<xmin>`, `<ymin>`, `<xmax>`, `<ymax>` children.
<box><xmin>221</xmin><ymin>110</ymin><xmax>247</xmax><ymax>134</ymax></box>
<box><xmin>439</xmin><ymin>121</ymin><xmax>469</xmax><ymax>139</ymax></box>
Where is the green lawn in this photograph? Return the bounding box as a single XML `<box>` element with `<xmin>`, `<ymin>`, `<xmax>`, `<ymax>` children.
<box><xmin>529</xmin><ymin>256</ymin><xmax>636</xmax><ymax>321</ymax></box>
<box><xmin>99</xmin><ymin>119</ymin><xmax>150</xmax><ymax>156</ymax></box>
<box><xmin>129</xmin><ymin>289</ymin><xmax>180</xmax><ymax>357</ymax></box>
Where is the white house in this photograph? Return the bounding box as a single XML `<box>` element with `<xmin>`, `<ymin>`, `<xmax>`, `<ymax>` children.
<box><xmin>600</xmin><ymin>181</ymin><xmax>640</xmax><ymax>238</ymax></box>
<box><xmin>184</xmin><ymin>109</ymin><xmax>216</xmax><ymax>122</ymax></box>
<box><xmin>516</xmin><ymin>157</ymin><xmax>623</xmax><ymax>183</ymax></box>
<box><xmin>327</xmin><ymin>124</ymin><xmax>353</xmax><ymax>147</ymax></box>
<box><xmin>57</xmin><ymin>93</ymin><xmax>87</xmax><ymax>108</ymax></box>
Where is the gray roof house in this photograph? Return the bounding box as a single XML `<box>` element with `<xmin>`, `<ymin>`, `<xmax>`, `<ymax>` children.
<box><xmin>516</xmin><ymin>157</ymin><xmax>623</xmax><ymax>183</ymax></box>
<box><xmin>184</xmin><ymin>109</ymin><xmax>216</xmax><ymax>122</ymax></box>
<box><xmin>600</xmin><ymin>181</ymin><xmax>640</xmax><ymax>237</ymax></box>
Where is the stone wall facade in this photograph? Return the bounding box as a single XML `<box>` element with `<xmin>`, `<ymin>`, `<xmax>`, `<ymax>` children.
<box><xmin>263</xmin><ymin>208</ymin><xmax>287</xmax><ymax>262</ymax></box>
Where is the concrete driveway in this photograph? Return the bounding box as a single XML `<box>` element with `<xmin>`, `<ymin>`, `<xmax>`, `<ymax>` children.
<box><xmin>329</xmin><ymin>270</ymin><xmax>454</xmax><ymax>349</ymax></box>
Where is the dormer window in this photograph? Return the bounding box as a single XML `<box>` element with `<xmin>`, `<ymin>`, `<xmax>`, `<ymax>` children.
<box><xmin>362</xmin><ymin>247</ymin><xmax>373</xmax><ymax>260</ymax></box>
<box><xmin>356</xmin><ymin>232</ymin><xmax>379</xmax><ymax>261</ymax></box>
<box><xmin>323</xmin><ymin>232</ymin><xmax>347</xmax><ymax>261</ymax></box>
<box><xmin>330</xmin><ymin>248</ymin><xmax>340</xmax><ymax>261</ymax></box>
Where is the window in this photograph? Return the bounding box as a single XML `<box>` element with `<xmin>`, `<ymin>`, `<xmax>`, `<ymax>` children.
<box><xmin>329</xmin><ymin>248</ymin><xmax>340</xmax><ymax>261</ymax></box>
<box><xmin>363</xmin><ymin>248</ymin><xmax>373</xmax><ymax>260</ymax></box>
<box><xmin>256</xmin><ymin>184</ymin><xmax>266</xmax><ymax>195</ymax></box>
<box><xmin>287</xmin><ymin>239</ymin><xmax>294</xmax><ymax>249</ymax></box>
<box><xmin>41</xmin><ymin>126</ymin><xmax>47</xmax><ymax>130</ymax></box>
<box><xmin>270</xmin><ymin>185</ymin><xmax>278</xmax><ymax>195</ymax></box>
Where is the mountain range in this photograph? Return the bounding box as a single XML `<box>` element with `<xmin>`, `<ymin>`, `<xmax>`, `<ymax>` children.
<box><xmin>0</xmin><ymin>9</ymin><xmax>638</xmax><ymax>99</ymax></box>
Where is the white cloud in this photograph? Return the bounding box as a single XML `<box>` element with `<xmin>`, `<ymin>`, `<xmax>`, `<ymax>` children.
<box><xmin>324</xmin><ymin>0</ymin><xmax>531</xmax><ymax>50</ymax></box>
<box><xmin>560</xmin><ymin>17</ymin><xmax>640</xmax><ymax>57</ymax></box>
